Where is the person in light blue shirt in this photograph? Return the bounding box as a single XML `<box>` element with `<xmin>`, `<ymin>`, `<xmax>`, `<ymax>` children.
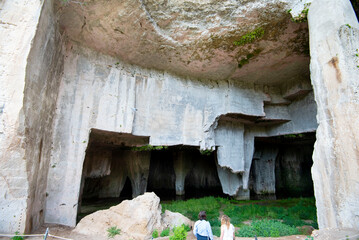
<box><xmin>193</xmin><ymin>211</ymin><xmax>214</xmax><ymax>240</ymax></box>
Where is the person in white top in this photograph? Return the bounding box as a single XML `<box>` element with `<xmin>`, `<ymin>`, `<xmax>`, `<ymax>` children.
<box><xmin>220</xmin><ymin>215</ymin><xmax>235</xmax><ymax>240</ymax></box>
<box><xmin>193</xmin><ymin>211</ymin><xmax>214</xmax><ymax>240</ymax></box>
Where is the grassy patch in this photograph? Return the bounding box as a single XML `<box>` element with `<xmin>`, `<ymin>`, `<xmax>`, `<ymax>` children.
<box><xmin>162</xmin><ymin>196</ymin><xmax>221</xmax><ymax>225</ymax></box>
<box><xmin>236</xmin><ymin>219</ymin><xmax>299</xmax><ymax>237</ymax></box>
<box><xmin>162</xmin><ymin>196</ymin><xmax>317</xmax><ymax>235</ymax></box>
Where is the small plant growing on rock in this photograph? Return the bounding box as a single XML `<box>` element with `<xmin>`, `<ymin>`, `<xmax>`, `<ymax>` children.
<box><xmin>107</xmin><ymin>226</ymin><xmax>121</xmax><ymax>238</ymax></box>
<box><xmin>152</xmin><ymin>229</ymin><xmax>159</xmax><ymax>238</ymax></box>
<box><xmin>131</xmin><ymin>145</ymin><xmax>168</xmax><ymax>151</ymax></box>
<box><xmin>200</xmin><ymin>149</ymin><xmax>214</xmax><ymax>155</ymax></box>
<box><xmin>160</xmin><ymin>227</ymin><xmax>170</xmax><ymax>237</ymax></box>
<box><xmin>11</xmin><ymin>232</ymin><xmax>23</xmax><ymax>240</ymax></box>
<box><xmin>169</xmin><ymin>225</ymin><xmax>187</xmax><ymax>240</ymax></box>
<box><xmin>234</xmin><ymin>27</ymin><xmax>265</xmax><ymax>46</ymax></box>
<box><xmin>291</xmin><ymin>3</ymin><xmax>311</xmax><ymax>23</ymax></box>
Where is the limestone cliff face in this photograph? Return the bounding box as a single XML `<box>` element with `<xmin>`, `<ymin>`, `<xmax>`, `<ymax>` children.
<box><xmin>308</xmin><ymin>0</ymin><xmax>359</xmax><ymax>230</ymax></box>
<box><xmin>0</xmin><ymin>0</ymin><xmax>358</xmax><ymax>234</ymax></box>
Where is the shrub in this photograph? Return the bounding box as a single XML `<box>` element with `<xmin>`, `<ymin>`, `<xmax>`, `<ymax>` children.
<box><xmin>169</xmin><ymin>225</ymin><xmax>187</xmax><ymax>240</ymax></box>
<box><xmin>11</xmin><ymin>232</ymin><xmax>23</xmax><ymax>240</ymax></box>
<box><xmin>181</xmin><ymin>223</ymin><xmax>191</xmax><ymax>232</ymax></box>
<box><xmin>235</xmin><ymin>219</ymin><xmax>299</xmax><ymax>237</ymax></box>
<box><xmin>152</xmin><ymin>229</ymin><xmax>159</xmax><ymax>238</ymax></box>
<box><xmin>160</xmin><ymin>228</ymin><xmax>170</xmax><ymax>237</ymax></box>
<box><xmin>107</xmin><ymin>226</ymin><xmax>121</xmax><ymax>238</ymax></box>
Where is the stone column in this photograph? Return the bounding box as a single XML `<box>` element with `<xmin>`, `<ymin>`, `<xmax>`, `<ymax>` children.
<box><xmin>251</xmin><ymin>147</ymin><xmax>278</xmax><ymax>198</ymax></box>
<box><xmin>125</xmin><ymin>151</ymin><xmax>151</xmax><ymax>198</ymax></box>
<box><xmin>173</xmin><ymin>151</ymin><xmax>191</xmax><ymax>195</ymax></box>
<box><xmin>98</xmin><ymin>150</ymin><xmax>127</xmax><ymax>198</ymax></box>
<box><xmin>308</xmin><ymin>0</ymin><xmax>359</xmax><ymax>229</ymax></box>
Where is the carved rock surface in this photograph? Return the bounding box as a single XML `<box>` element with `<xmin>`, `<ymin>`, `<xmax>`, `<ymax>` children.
<box><xmin>74</xmin><ymin>192</ymin><xmax>191</xmax><ymax>240</ymax></box>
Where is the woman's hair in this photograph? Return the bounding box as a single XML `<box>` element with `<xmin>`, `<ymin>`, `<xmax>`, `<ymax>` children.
<box><xmin>198</xmin><ymin>211</ymin><xmax>207</xmax><ymax>220</ymax></box>
<box><xmin>221</xmin><ymin>215</ymin><xmax>230</xmax><ymax>229</ymax></box>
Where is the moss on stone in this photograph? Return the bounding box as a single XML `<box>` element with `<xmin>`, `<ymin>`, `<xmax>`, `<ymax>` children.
<box><xmin>234</xmin><ymin>27</ymin><xmax>265</xmax><ymax>46</ymax></box>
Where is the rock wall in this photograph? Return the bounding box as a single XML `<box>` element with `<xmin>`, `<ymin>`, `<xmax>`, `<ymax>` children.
<box><xmin>0</xmin><ymin>0</ymin><xmax>63</xmax><ymax>233</ymax></box>
<box><xmin>42</xmin><ymin>43</ymin><xmax>317</xmax><ymax>226</ymax></box>
<box><xmin>0</xmin><ymin>0</ymin><xmax>340</xmax><ymax>233</ymax></box>
<box><xmin>308</xmin><ymin>0</ymin><xmax>359</xmax><ymax>229</ymax></box>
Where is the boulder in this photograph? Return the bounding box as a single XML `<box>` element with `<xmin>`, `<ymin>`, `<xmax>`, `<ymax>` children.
<box><xmin>74</xmin><ymin>192</ymin><xmax>162</xmax><ymax>240</ymax></box>
<box><xmin>73</xmin><ymin>192</ymin><xmax>192</xmax><ymax>240</ymax></box>
<box><xmin>162</xmin><ymin>210</ymin><xmax>193</xmax><ymax>230</ymax></box>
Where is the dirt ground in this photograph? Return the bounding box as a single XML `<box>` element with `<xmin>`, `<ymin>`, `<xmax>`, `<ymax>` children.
<box><xmin>0</xmin><ymin>224</ymin><xmax>310</xmax><ymax>240</ymax></box>
<box><xmin>1</xmin><ymin>224</ymin><xmax>358</xmax><ymax>240</ymax></box>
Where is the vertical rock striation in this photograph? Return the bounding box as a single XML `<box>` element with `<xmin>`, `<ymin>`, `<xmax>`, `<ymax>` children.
<box><xmin>308</xmin><ymin>0</ymin><xmax>359</xmax><ymax>229</ymax></box>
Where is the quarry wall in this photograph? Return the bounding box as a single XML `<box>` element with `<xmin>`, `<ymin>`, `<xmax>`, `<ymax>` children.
<box><xmin>0</xmin><ymin>0</ymin><xmax>357</xmax><ymax>234</ymax></box>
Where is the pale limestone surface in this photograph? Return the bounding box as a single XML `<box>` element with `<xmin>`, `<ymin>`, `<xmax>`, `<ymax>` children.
<box><xmin>74</xmin><ymin>192</ymin><xmax>191</xmax><ymax>240</ymax></box>
<box><xmin>0</xmin><ymin>0</ymin><xmax>357</xmax><ymax>235</ymax></box>
<box><xmin>162</xmin><ymin>210</ymin><xmax>193</xmax><ymax>230</ymax></box>
<box><xmin>0</xmin><ymin>0</ymin><xmax>48</xmax><ymax>234</ymax></box>
<box><xmin>308</xmin><ymin>0</ymin><xmax>359</xmax><ymax>230</ymax></box>
<box><xmin>43</xmin><ymin>43</ymin><xmax>317</xmax><ymax>226</ymax></box>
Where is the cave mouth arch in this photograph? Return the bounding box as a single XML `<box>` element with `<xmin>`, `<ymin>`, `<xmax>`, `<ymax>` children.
<box><xmin>249</xmin><ymin>132</ymin><xmax>316</xmax><ymax>200</ymax></box>
<box><xmin>77</xmin><ymin>129</ymin><xmax>225</xmax><ymax>222</ymax></box>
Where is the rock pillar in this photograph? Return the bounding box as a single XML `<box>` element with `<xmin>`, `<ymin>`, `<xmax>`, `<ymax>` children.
<box><xmin>308</xmin><ymin>0</ymin><xmax>359</xmax><ymax>229</ymax></box>
<box><xmin>98</xmin><ymin>151</ymin><xmax>127</xmax><ymax>198</ymax></box>
<box><xmin>125</xmin><ymin>151</ymin><xmax>151</xmax><ymax>198</ymax></box>
<box><xmin>173</xmin><ymin>151</ymin><xmax>191</xmax><ymax>195</ymax></box>
<box><xmin>251</xmin><ymin>147</ymin><xmax>278</xmax><ymax>198</ymax></box>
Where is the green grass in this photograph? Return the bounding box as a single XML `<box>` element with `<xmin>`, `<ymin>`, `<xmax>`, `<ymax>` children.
<box><xmin>162</xmin><ymin>196</ymin><xmax>221</xmax><ymax>226</ymax></box>
<box><xmin>161</xmin><ymin>196</ymin><xmax>317</xmax><ymax>236</ymax></box>
<box><xmin>236</xmin><ymin>219</ymin><xmax>300</xmax><ymax>237</ymax></box>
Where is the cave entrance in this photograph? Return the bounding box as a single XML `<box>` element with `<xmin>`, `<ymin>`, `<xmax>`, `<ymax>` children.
<box><xmin>249</xmin><ymin>132</ymin><xmax>315</xmax><ymax>200</ymax></box>
<box><xmin>147</xmin><ymin>146</ymin><xmax>224</xmax><ymax>201</ymax></box>
<box><xmin>77</xmin><ymin>129</ymin><xmax>149</xmax><ymax>223</ymax></box>
<box><xmin>77</xmin><ymin>129</ymin><xmax>224</xmax><ymax>223</ymax></box>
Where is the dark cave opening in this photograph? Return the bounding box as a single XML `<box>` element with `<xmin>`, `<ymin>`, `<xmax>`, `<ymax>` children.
<box><xmin>77</xmin><ymin>129</ymin><xmax>225</xmax><ymax>222</ymax></box>
<box><xmin>249</xmin><ymin>132</ymin><xmax>315</xmax><ymax>200</ymax></box>
<box><xmin>147</xmin><ymin>146</ymin><xmax>225</xmax><ymax>200</ymax></box>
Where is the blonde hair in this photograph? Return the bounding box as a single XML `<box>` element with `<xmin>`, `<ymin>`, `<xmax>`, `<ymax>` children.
<box><xmin>221</xmin><ymin>215</ymin><xmax>230</xmax><ymax>229</ymax></box>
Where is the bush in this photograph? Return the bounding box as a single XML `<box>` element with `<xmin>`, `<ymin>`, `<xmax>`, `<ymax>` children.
<box><xmin>169</xmin><ymin>225</ymin><xmax>187</xmax><ymax>240</ymax></box>
<box><xmin>152</xmin><ymin>229</ymin><xmax>159</xmax><ymax>238</ymax></box>
<box><xmin>11</xmin><ymin>232</ymin><xmax>23</xmax><ymax>240</ymax></box>
<box><xmin>236</xmin><ymin>219</ymin><xmax>299</xmax><ymax>237</ymax></box>
<box><xmin>181</xmin><ymin>223</ymin><xmax>191</xmax><ymax>232</ymax></box>
<box><xmin>107</xmin><ymin>226</ymin><xmax>121</xmax><ymax>238</ymax></box>
<box><xmin>161</xmin><ymin>228</ymin><xmax>170</xmax><ymax>237</ymax></box>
